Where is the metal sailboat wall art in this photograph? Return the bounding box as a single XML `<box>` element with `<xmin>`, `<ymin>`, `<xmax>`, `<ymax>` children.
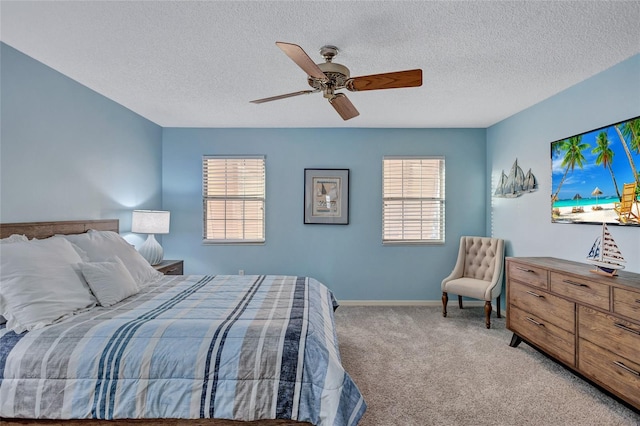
<box><xmin>494</xmin><ymin>171</ymin><xmax>509</xmax><ymax>197</ymax></box>
<box><xmin>494</xmin><ymin>159</ymin><xmax>537</xmax><ymax>198</ymax></box>
<box><xmin>586</xmin><ymin>222</ymin><xmax>626</xmax><ymax>276</ymax></box>
<box><xmin>523</xmin><ymin>168</ymin><xmax>537</xmax><ymax>192</ymax></box>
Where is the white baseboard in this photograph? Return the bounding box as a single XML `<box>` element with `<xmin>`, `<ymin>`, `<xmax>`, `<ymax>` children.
<box><xmin>337</xmin><ymin>299</ymin><xmax>506</xmax><ymax>316</ymax></box>
<box><xmin>338</xmin><ymin>300</ymin><xmax>450</xmax><ymax>307</ymax></box>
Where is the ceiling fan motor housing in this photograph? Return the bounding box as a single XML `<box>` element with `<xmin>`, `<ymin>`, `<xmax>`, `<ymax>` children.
<box><xmin>308</xmin><ymin>62</ymin><xmax>350</xmax><ymax>90</ymax></box>
<box><xmin>308</xmin><ymin>45</ymin><xmax>350</xmax><ymax>91</ymax></box>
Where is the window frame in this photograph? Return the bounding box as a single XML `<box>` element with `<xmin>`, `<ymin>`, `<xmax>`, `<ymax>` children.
<box><xmin>382</xmin><ymin>156</ymin><xmax>445</xmax><ymax>245</ymax></box>
<box><xmin>202</xmin><ymin>155</ymin><xmax>266</xmax><ymax>245</ymax></box>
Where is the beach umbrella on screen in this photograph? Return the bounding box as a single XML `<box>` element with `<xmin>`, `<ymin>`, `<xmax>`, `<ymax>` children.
<box><xmin>591</xmin><ymin>187</ymin><xmax>603</xmax><ymax>207</ymax></box>
<box><xmin>573</xmin><ymin>193</ymin><xmax>582</xmax><ymax>208</ymax></box>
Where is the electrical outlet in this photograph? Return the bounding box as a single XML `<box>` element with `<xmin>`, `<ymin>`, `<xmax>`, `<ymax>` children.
<box><xmin>239</xmin><ymin>269</ymin><xmax>244</xmax><ymax>276</ymax></box>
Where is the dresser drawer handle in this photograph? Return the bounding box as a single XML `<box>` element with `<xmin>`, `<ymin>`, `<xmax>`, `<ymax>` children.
<box><xmin>526</xmin><ymin>290</ymin><xmax>544</xmax><ymax>298</ymax></box>
<box><xmin>614</xmin><ymin>323</ymin><xmax>640</xmax><ymax>335</ymax></box>
<box><xmin>516</xmin><ymin>267</ymin><xmax>535</xmax><ymax>273</ymax></box>
<box><xmin>563</xmin><ymin>279</ymin><xmax>588</xmax><ymax>288</ymax></box>
<box><xmin>525</xmin><ymin>317</ymin><xmax>544</xmax><ymax>327</ymax></box>
<box><xmin>613</xmin><ymin>361</ymin><xmax>640</xmax><ymax>377</ymax></box>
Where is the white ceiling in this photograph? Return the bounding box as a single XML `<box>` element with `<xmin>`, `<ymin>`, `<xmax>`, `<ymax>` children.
<box><xmin>1</xmin><ymin>1</ymin><xmax>639</xmax><ymax>128</ymax></box>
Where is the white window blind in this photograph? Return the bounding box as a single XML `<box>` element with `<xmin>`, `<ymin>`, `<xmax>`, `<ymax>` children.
<box><xmin>203</xmin><ymin>156</ymin><xmax>265</xmax><ymax>243</ymax></box>
<box><xmin>383</xmin><ymin>156</ymin><xmax>445</xmax><ymax>244</ymax></box>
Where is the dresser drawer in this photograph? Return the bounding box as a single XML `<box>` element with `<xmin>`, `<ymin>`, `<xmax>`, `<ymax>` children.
<box><xmin>613</xmin><ymin>287</ymin><xmax>640</xmax><ymax>321</ymax></box>
<box><xmin>509</xmin><ymin>280</ymin><xmax>574</xmax><ymax>333</ymax></box>
<box><xmin>578</xmin><ymin>305</ymin><xmax>640</xmax><ymax>365</ymax></box>
<box><xmin>578</xmin><ymin>338</ymin><xmax>640</xmax><ymax>409</ymax></box>
<box><xmin>509</xmin><ymin>305</ymin><xmax>575</xmax><ymax>366</ymax></box>
<box><xmin>550</xmin><ymin>272</ymin><xmax>609</xmax><ymax>310</ymax></box>
<box><xmin>508</xmin><ymin>261</ymin><xmax>548</xmax><ymax>289</ymax></box>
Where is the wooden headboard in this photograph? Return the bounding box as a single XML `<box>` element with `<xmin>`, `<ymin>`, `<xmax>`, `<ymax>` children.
<box><xmin>0</xmin><ymin>219</ymin><xmax>119</xmax><ymax>239</ymax></box>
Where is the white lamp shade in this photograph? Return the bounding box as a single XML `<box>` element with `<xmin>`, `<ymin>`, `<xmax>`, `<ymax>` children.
<box><xmin>132</xmin><ymin>210</ymin><xmax>170</xmax><ymax>234</ymax></box>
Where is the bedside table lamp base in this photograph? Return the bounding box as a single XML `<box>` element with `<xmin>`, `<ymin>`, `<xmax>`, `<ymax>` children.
<box><xmin>139</xmin><ymin>234</ymin><xmax>163</xmax><ymax>265</ymax></box>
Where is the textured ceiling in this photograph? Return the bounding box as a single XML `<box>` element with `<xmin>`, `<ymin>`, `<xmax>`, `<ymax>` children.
<box><xmin>1</xmin><ymin>1</ymin><xmax>639</xmax><ymax>128</ymax></box>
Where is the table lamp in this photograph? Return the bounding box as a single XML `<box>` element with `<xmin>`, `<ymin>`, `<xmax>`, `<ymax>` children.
<box><xmin>131</xmin><ymin>210</ymin><xmax>170</xmax><ymax>265</ymax></box>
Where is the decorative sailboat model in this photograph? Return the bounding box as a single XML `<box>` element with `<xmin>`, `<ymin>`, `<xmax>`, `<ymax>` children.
<box><xmin>586</xmin><ymin>223</ymin><xmax>626</xmax><ymax>276</ymax></box>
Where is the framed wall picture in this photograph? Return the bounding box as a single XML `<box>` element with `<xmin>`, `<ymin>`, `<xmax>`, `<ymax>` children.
<box><xmin>551</xmin><ymin>115</ymin><xmax>639</xmax><ymax>227</ymax></box>
<box><xmin>304</xmin><ymin>168</ymin><xmax>349</xmax><ymax>225</ymax></box>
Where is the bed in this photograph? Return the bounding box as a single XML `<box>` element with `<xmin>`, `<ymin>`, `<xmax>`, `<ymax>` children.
<box><xmin>0</xmin><ymin>220</ymin><xmax>365</xmax><ymax>426</ymax></box>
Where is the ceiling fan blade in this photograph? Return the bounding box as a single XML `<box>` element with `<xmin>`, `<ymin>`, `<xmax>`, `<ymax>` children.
<box><xmin>250</xmin><ymin>90</ymin><xmax>318</xmax><ymax>104</ymax></box>
<box><xmin>346</xmin><ymin>69</ymin><xmax>422</xmax><ymax>92</ymax></box>
<box><xmin>329</xmin><ymin>93</ymin><xmax>360</xmax><ymax>121</ymax></box>
<box><xmin>276</xmin><ymin>42</ymin><xmax>329</xmax><ymax>82</ymax></box>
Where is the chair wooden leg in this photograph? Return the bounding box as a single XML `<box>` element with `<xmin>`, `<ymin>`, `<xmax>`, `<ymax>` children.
<box><xmin>484</xmin><ymin>301</ymin><xmax>491</xmax><ymax>329</ymax></box>
<box><xmin>458</xmin><ymin>295</ymin><xmax>463</xmax><ymax>309</ymax></box>
<box><xmin>442</xmin><ymin>292</ymin><xmax>448</xmax><ymax>317</ymax></box>
<box><xmin>496</xmin><ymin>295</ymin><xmax>501</xmax><ymax>318</ymax></box>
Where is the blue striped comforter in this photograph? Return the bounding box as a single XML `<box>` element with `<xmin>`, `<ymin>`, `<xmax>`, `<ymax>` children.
<box><xmin>0</xmin><ymin>275</ymin><xmax>366</xmax><ymax>425</ymax></box>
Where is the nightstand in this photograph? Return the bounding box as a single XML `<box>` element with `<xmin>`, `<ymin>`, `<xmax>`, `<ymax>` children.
<box><xmin>153</xmin><ymin>259</ymin><xmax>183</xmax><ymax>275</ymax></box>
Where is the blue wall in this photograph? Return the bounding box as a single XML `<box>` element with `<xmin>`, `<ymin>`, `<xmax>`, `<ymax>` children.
<box><xmin>0</xmin><ymin>43</ymin><xmax>163</xmax><ymax>236</ymax></box>
<box><xmin>488</xmin><ymin>54</ymin><xmax>640</xmax><ymax>273</ymax></box>
<box><xmin>162</xmin><ymin>128</ymin><xmax>487</xmax><ymax>300</ymax></box>
<box><xmin>5</xmin><ymin>39</ymin><xmax>635</xmax><ymax>302</ymax></box>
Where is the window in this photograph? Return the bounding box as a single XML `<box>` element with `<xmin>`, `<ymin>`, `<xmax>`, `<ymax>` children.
<box><xmin>203</xmin><ymin>156</ymin><xmax>265</xmax><ymax>243</ymax></box>
<box><xmin>382</xmin><ymin>156</ymin><xmax>445</xmax><ymax>244</ymax></box>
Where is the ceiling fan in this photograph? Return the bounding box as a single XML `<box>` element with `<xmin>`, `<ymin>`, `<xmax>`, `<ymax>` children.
<box><xmin>250</xmin><ymin>42</ymin><xmax>423</xmax><ymax>121</ymax></box>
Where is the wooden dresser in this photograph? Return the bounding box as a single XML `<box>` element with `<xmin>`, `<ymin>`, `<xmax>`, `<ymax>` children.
<box><xmin>506</xmin><ymin>257</ymin><xmax>640</xmax><ymax>410</ymax></box>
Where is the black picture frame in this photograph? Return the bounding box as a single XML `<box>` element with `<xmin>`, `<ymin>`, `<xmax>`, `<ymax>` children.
<box><xmin>304</xmin><ymin>168</ymin><xmax>350</xmax><ymax>225</ymax></box>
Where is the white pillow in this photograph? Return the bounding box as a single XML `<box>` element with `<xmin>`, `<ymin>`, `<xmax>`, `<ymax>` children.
<box><xmin>60</xmin><ymin>230</ymin><xmax>162</xmax><ymax>287</ymax></box>
<box><xmin>0</xmin><ymin>234</ymin><xmax>28</xmax><ymax>244</ymax></box>
<box><xmin>0</xmin><ymin>237</ymin><xmax>97</xmax><ymax>333</ymax></box>
<box><xmin>81</xmin><ymin>256</ymin><xmax>139</xmax><ymax>307</ymax></box>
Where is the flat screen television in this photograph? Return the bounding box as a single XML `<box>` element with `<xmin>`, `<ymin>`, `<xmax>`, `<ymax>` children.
<box><xmin>551</xmin><ymin>116</ymin><xmax>639</xmax><ymax>226</ymax></box>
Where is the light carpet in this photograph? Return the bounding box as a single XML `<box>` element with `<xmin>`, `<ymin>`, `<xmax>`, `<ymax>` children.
<box><xmin>334</xmin><ymin>305</ymin><xmax>639</xmax><ymax>426</ymax></box>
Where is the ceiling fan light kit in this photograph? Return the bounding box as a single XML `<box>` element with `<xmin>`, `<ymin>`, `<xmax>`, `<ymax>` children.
<box><xmin>250</xmin><ymin>42</ymin><xmax>423</xmax><ymax>121</ymax></box>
